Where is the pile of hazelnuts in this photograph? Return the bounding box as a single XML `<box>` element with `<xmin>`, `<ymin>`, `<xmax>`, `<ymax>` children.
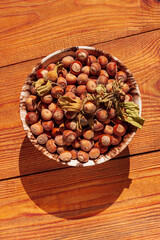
<box><xmin>25</xmin><ymin>49</ymin><xmax>132</xmax><ymax>163</ymax></box>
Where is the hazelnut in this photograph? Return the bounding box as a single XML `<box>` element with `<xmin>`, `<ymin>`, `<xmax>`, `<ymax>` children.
<box><xmin>52</xmin><ymin>108</ymin><xmax>64</xmax><ymax>121</ymax></box>
<box><xmin>77</xmin><ymin>73</ymin><xmax>88</xmax><ymax>85</ymax></box>
<box><xmin>113</xmin><ymin>124</ymin><xmax>126</xmax><ymax>137</ymax></box>
<box><xmin>41</xmin><ymin>94</ymin><xmax>53</xmax><ymax>104</ymax></box>
<box><xmin>97</xmin><ymin>76</ymin><xmax>108</xmax><ymax>86</ymax></box>
<box><xmin>78</xmin><ymin>151</ymin><xmax>89</xmax><ymax>163</ymax></box>
<box><xmin>65</xmin><ymin>85</ymin><xmax>77</xmax><ymax>94</ymax></box>
<box><xmin>57</xmin><ymin>77</ymin><xmax>67</xmax><ymax>89</ymax></box>
<box><xmin>76</xmin><ymin>49</ymin><xmax>88</xmax><ymax>61</ymax></box>
<box><xmin>48</xmin><ymin>102</ymin><xmax>57</xmax><ymax>112</ymax></box>
<box><xmin>80</xmin><ymin>139</ymin><xmax>92</xmax><ymax>152</ymax></box>
<box><xmin>106</xmin><ymin>62</ymin><xmax>117</xmax><ymax>76</ymax></box>
<box><xmin>41</xmin><ymin>109</ymin><xmax>52</xmax><ymax>121</ymax></box>
<box><xmin>66</xmin><ymin>73</ymin><xmax>77</xmax><ymax>85</ymax></box>
<box><xmin>62</xmin><ymin>56</ymin><xmax>74</xmax><ymax>68</ymax></box>
<box><xmin>86</xmin><ymin>80</ymin><xmax>97</xmax><ymax>93</ymax></box>
<box><xmin>42</xmin><ymin>120</ymin><xmax>54</xmax><ymax>131</ymax></box>
<box><xmin>51</xmin><ymin>86</ymin><xmax>64</xmax><ymax>98</ymax></box>
<box><xmin>82</xmin><ymin>66</ymin><xmax>90</xmax><ymax>75</ymax></box>
<box><xmin>65</xmin><ymin>120</ymin><xmax>77</xmax><ymax>130</ymax></box>
<box><xmin>83</xmin><ymin>102</ymin><xmax>96</xmax><ymax>114</ymax></box>
<box><xmin>96</xmin><ymin>109</ymin><xmax>108</xmax><ymax>122</ymax></box>
<box><xmin>122</xmin><ymin>83</ymin><xmax>130</xmax><ymax>94</ymax></box>
<box><xmin>37</xmin><ymin>101</ymin><xmax>48</xmax><ymax>112</ymax></box>
<box><xmin>90</xmin><ymin>62</ymin><xmax>101</xmax><ymax>75</ymax></box>
<box><xmin>63</xmin><ymin>130</ymin><xmax>77</xmax><ymax>143</ymax></box>
<box><xmin>25</xmin><ymin>112</ymin><xmax>39</xmax><ymax>125</ymax></box>
<box><xmin>31</xmin><ymin>123</ymin><xmax>43</xmax><ymax>136</ymax></box>
<box><xmin>37</xmin><ymin>133</ymin><xmax>48</xmax><ymax>145</ymax></box>
<box><xmin>46</xmin><ymin>63</ymin><xmax>56</xmax><ymax>71</ymax></box>
<box><xmin>98</xmin><ymin>56</ymin><xmax>108</xmax><ymax>68</ymax></box>
<box><xmin>92</xmin><ymin>120</ymin><xmax>104</xmax><ymax>131</ymax></box>
<box><xmin>115</xmin><ymin>71</ymin><xmax>127</xmax><ymax>82</ymax></box>
<box><xmin>64</xmin><ymin>92</ymin><xmax>76</xmax><ymax>99</ymax></box>
<box><xmin>37</xmin><ymin>69</ymin><xmax>48</xmax><ymax>79</ymax></box>
<box><xmin>76</xmin><ymin>85</ymin><xmax>86</xmax><ymax>96</ymax></box>
<box><xmin>92</xmin><ymin>131</ymin><xmax>102</xmax><ymax>141</ymax></box>
<box><xmin>65</xmin><ymin>111</ymin><xmax>77</xmax><ymax>119</ymax></box>
<box><xmin>59</xmin><ymin>151</ymin><xmax>72</xmax><ymax>162</ymax></box>
<box><xmin>26</xmin><ymin>97</ymin><xmax>37</xmax><ymax>111</ymax></box>
<box><xmin>103</xmin><ymin>125</ymin><xmax>113</xmax><ymax>135</ymax></box>
<box><xmin>46</xmin><ymin>139</ymin><xmax>57</xmax><ymax>153</ymax></box>
<box><xmin>99</xmin><ymin>134</ymin><xmax>111</xmax><ymax>147</ymax></box>
<box><xmin>83</xmin><ymin>129</ymin><xmax>94</xmax><ymax>140</ymax></box>
<box><xmin>70</xmin><ymin>61</ymin><xmax>82</xmax><ymax>75</ymax></box>
<box><xmin>108</xmin><ymin>108</ymin><xmax>116</xmax><ymax>118</ymax></box>
<box><xmin>89</xmin><ymin>148</ymin><xmax>100</xmax><ymax>159</ymax></box>
<box><xmin>86</xmin><ymin>55</ymin><xmax>97</xmax><ymax>66</ymax></box>
<box><xmin>72</xmin><ymin>138</ymin><xmax>81</xmax><ymax>148</ymax></box>
<box><xmin>80</xmin><ymin>116</ymin><xmax>89</xmax><ymax>127</ymax></box>
<box><xmin>55</xmin><ymin>135</ymin><xmax>66</xmax><ymax>146</ymax></box>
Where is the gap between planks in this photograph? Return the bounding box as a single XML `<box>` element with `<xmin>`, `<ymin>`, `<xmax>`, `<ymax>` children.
<box><xmin>0</xmin><ymin>27</ymin><xmax>160</xmax><ymax>70</ymax></box>
<box><xmin>0</xmin><ymin>149</ymin><xmax>160</xmax><ymax>183</ymax></box>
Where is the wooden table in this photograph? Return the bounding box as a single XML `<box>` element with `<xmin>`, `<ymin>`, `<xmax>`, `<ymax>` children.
<box><xmin>0</xmin><ymin>1</ymin><xmax>160</xmax><ymax>239</ymax></box>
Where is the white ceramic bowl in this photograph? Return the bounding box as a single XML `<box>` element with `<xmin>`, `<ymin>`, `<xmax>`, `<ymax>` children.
<box><xmin>19</xmin><ymin>46</ymin><xmax>141</xmax><ymax>167</ymax></box>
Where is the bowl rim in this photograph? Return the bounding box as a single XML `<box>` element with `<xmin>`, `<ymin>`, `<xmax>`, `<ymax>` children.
<box><xmin>19</xmin><ymin>46</ymin><xmax>142</xmax><ymax>167</ymax></box>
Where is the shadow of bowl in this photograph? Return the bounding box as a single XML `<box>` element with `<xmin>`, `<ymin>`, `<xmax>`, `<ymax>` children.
<box><xmin>19</xmin><ymin>138</ymin><xmax>131</xmax><ymax>219</ymax></box>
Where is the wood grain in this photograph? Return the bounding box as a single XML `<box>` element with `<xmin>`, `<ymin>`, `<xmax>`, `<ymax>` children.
<box><xmin>0</xmin><ymin>0</ymin><xmax>160</xmax><ymax>67</ymax></box>
<box><xmin>0</xmin><ymin>29</ymin><xmax>160</xmax><ymax>180</ymax></box>
<box><xmin>0</xmin><ymin>151</ymin><xmax>160</xmax><ymax>239</ymax></box>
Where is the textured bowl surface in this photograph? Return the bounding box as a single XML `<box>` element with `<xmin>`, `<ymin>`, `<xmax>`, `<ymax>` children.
<box><xmin>19</xmin><ymin>46</ymin><xmax>141</xmax><ymax>167</ymax></box>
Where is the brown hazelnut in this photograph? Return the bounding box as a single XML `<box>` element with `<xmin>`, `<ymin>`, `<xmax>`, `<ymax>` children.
<box><xmin>41</xmin><ymin>109</ymin><xmax>52</xmax><ymax>121</ymax></box>
<box><xmin>25</xmin><ymin>112</ymin><xmax>39</xmax><ymax>125</ymax></box>
<box><xmin>77</xmin><ymin>73</ymin><xmax>88</xmax><ymax>85</ymax></box>
<box><xmin>37</xmin><ymin>133</ymin><xmax>48</xmax><ymax>145</ymax></box>
<box><xmin>99</xmin><ymin>134</ymin><xmax>111</xmax><ymax>147</ymax></box>
<box><xmin>86</xmin><ymin>80</ymin><xmax>97</xmax><ymax>93</ymax></box>
<box><xmin>30</xmin><ymin>123</ymin><xmax>43</xmax><ymax>136</ymax></box>
<box><xmin>62</xmin><ymin>56</ymin><xmax>74</xmax><ymax>68</ymax></box>
<box><xmin>89</xmin><ymin>148</ymin><xmax>100</xmax><ymax>159</ymax></box>
<box><xmin>76</xmin><ymin>49</ymin><xmax>88</xmax><ymax>61</ymax></box>
<box><xmin>86</xmin><ymin>55</ymin><xmax>97</xmax><ymax>66</ymax></box>
<box><xmin>98</xmin><ymin>56</ymin><xmax>108</xmax><ymax>68</ymax></box>
<box><xmin>70</xmin><ymin>61</ymin><xmax>82</xmax><ymax>75</ymax></box>
<box><xmin>51</xmin><ymin>86</ymin><xmax>64</xmax><ymax>98</ymax></box>
<box><xmin>59</xmin><ymin>151</ymin><xmax>72</xmax><ymax>162</ymax></box>
<box><xmin>46</xmin><ymin>139</ymin><xmax>57</xmax><ymax>153</ymax></box>
<box><xmin>80</xmin><ymin>139</ymin><xmax>92</xmax><ymax>152</ymax></box>
<box><xmin>57</xmin><ymin>77</ymin><xmax>67</xmax><ymax>89</ymax></box>
<box><xmin>83</xmin><ymin>101</ymin><xmax>96</xmax><ymax>114</ymax></box>
<box><xmin>106</xmin><ymin>62</ymin><xmax>117</xmax><ymax>76</ymax></box>
<box><xmin>63</xmin><ymin>130</ymin><xmax>77</xmax><ymax>143</ymax></box>
<box><xmin>90</xmin><ymin>62</ymin><xmax>101</xmax><ymax>75</ymax></box>
<box><xmin>42</xmin><ymin>120</ymin><xmax>54</xmax><ymax>131</ymax></box>
<box><xmin>78</xmin><ymin>151</ymin><xmax>89</xmax><ymax>162</ymax></box>
<box><xmin>66</xmin><ymin>73</ymin><xmax>77</xmax><ymax>85</ymax></box>
<box><xmin>41</xmin><ymin>94</ymin><xmax>53</xmax><ymax>104</ymax></box>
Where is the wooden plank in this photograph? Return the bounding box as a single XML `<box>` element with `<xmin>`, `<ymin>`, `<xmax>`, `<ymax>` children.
<box><xmin>0</xmin><ymin>29</ymin><xmax>160</xmax><ymax>180</ymax></box>
<box><xmin>0</xmin><ymin>0</ymin><xmax>160</xmax><ymax>67</ymax></box>
<box><xmin>0</xmin><ymin>151</ymin><xmax>160</xmax><ymax>239</ymax></box>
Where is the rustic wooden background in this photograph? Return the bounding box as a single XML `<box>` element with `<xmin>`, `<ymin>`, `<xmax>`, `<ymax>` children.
<box><xmin>0</xmin><ymin>0</ymin><xmax>160</xmax><ymax>239</ymax></box>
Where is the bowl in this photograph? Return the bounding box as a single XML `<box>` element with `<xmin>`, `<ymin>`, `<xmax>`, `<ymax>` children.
<box><xmin>19</xmin><ymin>46</ymin><xmax>141</xmax><ymax>167</ymax></box>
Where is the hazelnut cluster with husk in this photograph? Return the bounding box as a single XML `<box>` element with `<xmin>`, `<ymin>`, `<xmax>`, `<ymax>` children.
<box><xmin>25</xmin><ymin>49</ymin><xmax>144</xmax><ymax>163</ymax></box>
